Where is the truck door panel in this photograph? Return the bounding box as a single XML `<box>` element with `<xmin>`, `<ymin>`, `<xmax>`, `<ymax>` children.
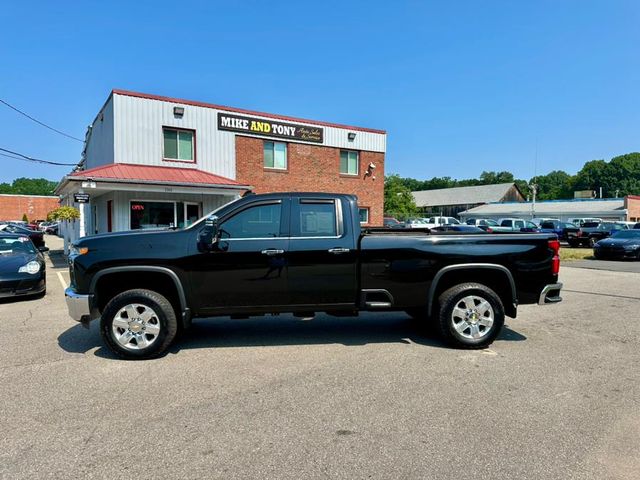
<box><xmin>287</xmin><ymin>197</ymin><xmax>357</xmax><ymax>306</ymax></box>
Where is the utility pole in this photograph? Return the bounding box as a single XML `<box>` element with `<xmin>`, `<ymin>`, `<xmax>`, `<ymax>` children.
<box><xmin>529</xmin><ymin>181</ymin><xmax>538</xmax><ymax>220</ymax></box>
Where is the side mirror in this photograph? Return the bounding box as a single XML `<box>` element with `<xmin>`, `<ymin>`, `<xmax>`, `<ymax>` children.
<box><xmin>197</xmin><ymin>216</ymin><xmax>219</xmax><ymax>252</ymax></box>
<box><xmin>38</xmin><ymin>246</ymin><xmax>50</xmax><ymax>253</ymax></box>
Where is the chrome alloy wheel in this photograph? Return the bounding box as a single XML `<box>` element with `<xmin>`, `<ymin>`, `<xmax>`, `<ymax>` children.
<box><xmin>111</xmin><ymin>303</ymin><xmax>161</xmax><ymax>351</ymax></box>
<box><xmin>451</xmin><ymin>295</ymin><xmax>494</xmax><ymax>340</ymax></box>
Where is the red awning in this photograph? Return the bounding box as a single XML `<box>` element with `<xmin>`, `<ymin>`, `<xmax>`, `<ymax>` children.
<box><xmin>69</xmin><ymin>163</ymin><xmax>247</xmax><ymax>188</ymax></box>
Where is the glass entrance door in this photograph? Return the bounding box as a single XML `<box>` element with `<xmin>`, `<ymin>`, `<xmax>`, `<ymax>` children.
<box><xmin>184</xmin><ymin>203</ymin><xmax>200</xmax><ymax>228</ymax></box>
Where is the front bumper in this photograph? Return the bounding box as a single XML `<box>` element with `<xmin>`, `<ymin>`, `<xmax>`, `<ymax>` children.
<box><xmin>538</xmin><ymin>283</ymin><xmax>563</xmax><ymax>305</ymax></box>
<box><xmin>65</xmin><ymin>287</ymin><xmax>95</xmax><ymax>323</ymax></box>
<box><xmin>0</xmin><ymin>276</ymin><xmax>46</xmax><ymax>298</ymax></box>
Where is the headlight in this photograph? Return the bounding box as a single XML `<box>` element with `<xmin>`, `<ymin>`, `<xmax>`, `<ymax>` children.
<box><xmin>19</xmin><ymin>261</ymin><xmax>41</xmax><ymax>274</ymax></box>
<box><xmin>624</xmin><ymin>244</ymin><xmax>640</xmax><ymax>251</ymax></box>
<box><xmin>69</xmin><ymin>245</ymin><xmax>89</xmax><ymax>256</ymax></box>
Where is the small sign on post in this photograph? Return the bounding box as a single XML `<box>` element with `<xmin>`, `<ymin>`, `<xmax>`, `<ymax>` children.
<box><xmin>74</xmin><ymin>193</ymin><xmax>90</xmax><ymax>203</ymax></box>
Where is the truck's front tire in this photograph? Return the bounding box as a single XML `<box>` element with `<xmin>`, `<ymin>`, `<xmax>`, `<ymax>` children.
<box><xmin>436</xmin><ymin>283</ymin><xmax>504</xmax><ymax>349</ymax></box>
<box><xmin>100</xmin><ymin>289</ymin><xmax>178</xmax><ymax>360</ymax></box>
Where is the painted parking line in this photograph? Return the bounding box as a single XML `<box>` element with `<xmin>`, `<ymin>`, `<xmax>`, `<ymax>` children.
<box><xmin>57</xmin><ymin>271</ymin><xmax>68</xmax><ymax>290</ymax></box>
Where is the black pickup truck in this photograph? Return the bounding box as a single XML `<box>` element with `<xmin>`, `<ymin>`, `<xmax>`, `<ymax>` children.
<box><xmin>65</xmin><ymin>192</ymin><xmax>562</xmax><ymax>359</ymax></box>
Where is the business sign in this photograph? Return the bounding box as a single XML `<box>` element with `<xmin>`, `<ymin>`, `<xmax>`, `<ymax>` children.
<box><xmin>74</xmin><ymin>193</ymin><xmax>90</xmax><ymax>203</ymax></box>
<box><xmin>217</xmin><ymin>112</ymin><xmax>323</xmax><ymax>143</ymax></box>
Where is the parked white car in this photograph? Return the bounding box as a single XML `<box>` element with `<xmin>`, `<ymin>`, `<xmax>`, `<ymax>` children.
<box><xmin>405</xmin><ymin>218</ymin><xmax>428</xmax><ymax>229</ymax></box>
<box><xmin>422</xmin><ymin>216</ymin><xmax>460</xmax><ymax>228</ymax></box>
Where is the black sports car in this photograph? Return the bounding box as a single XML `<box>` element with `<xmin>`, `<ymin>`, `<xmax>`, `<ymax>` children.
<box><xmin>0</xmin><ymin>223</ymin><xmax>46</xmax><ymax>249</ymax></box>
<box><xmin>0</xmin><ymin>233</ymin><xmax>46</xmax><ymax>298</ymax></box>
<box><xmin>593</xmin><ymin>230</ymin><xmax>640</xmax><ymax>260</ymax></box>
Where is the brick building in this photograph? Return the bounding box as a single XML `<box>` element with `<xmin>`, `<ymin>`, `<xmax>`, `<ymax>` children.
<box><xmin>236</xmin><ymin>137</ymin><xmax>384</xmax><ymax>225</ymax></box>
<box><xmin>625</xmin><ymin>195</ymin><xmax>640</xmax><ymax>222</ymax></box>
<box><xmin>56</xmin><ymin>89</ymin><xmax>386</xmax><ymax>244</ymax></box>
<box><xmin>0</xmin><ymin>194</ymin><xmax>59</xmax><ymax>222</ymax></box>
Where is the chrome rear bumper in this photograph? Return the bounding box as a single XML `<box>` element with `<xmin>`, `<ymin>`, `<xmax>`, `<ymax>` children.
<box><xmin>538</xmin><ymin>283</ymin><xmax>563</xmax><ymax>305</ymax></box>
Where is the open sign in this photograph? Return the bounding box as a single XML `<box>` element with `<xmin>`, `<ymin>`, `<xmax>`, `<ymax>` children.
<box><xmin>131</xmin><ymin>204</ymin><xmax>145</xmax><ymax>211</ymax></box>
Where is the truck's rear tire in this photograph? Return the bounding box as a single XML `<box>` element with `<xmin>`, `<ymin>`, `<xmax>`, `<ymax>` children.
<box><xmin>100</xmin><ymin>289</ymin><xmax>178</xmax><ymax>360</ymax></box>
<box><xmin>436</xmin><ymin>283</ymin><xmax>504</xmax><ymax>349</ymax></box>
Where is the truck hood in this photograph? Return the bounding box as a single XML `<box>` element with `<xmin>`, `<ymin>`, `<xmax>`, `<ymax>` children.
<box><xmin>74</xmin><ymin>229</ymin><xmax>190</xmax><ymax>256</ymax></box>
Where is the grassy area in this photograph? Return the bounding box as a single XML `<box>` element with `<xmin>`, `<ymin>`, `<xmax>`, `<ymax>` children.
<box><xmin>560</xmin><ymin>247</ymin><xmax>594</xmax><ymax>261</ymax></box>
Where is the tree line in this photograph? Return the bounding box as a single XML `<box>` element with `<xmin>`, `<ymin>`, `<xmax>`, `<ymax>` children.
<box><xmin>0</xmin><ymin>177</ymin><xmax>58</xmax><ymax>196</ymax></box>
<box><xmin>385</xmin><ymin>152</ymin><xmax>640</xmax><ymax>216</ymax></box>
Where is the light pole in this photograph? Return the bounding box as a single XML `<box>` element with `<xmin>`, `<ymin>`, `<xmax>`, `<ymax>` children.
<box><xmin>529</xmin><ymin>182</ymin><xmax>538</xmax><ymax>220</ymax></box>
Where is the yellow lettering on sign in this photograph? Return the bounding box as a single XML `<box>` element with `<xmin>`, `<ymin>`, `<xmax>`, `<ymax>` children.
<box><xmin>249</xmin><ymin>120</ymin><xmax>273</xmax><ymax>133</ymax></box>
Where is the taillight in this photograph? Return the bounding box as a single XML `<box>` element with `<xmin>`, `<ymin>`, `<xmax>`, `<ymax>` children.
<box><xmin>486</xmin><ymin>227</ymin><xmax>493</xmax><ymax>233</ymax></box>
<box><xmin>549</xmin><ymin>238</ymin><xmax>560</xmax><ymax>274</ymax></box>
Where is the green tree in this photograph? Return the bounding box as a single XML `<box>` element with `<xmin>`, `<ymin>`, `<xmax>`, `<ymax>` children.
<box><xmin>384</xmin><ymin>174</ymin><xmax>418</xmax><ymax>219</ymax></box>
<box><xmin>0</xmin><ymin>177</ymin><xmax>58</xmax><ymax>195</ymax></box>
<box><xmin>534</xmin><ymin>170</ymin><xmax>574</xmax><ymax>200</ymax></box>
<box><xmin>607</xmin><ymin>152</ymin><xmax>640</xmax><ymax>196</ymax></box>
<box><xmin>479</xmin><ymin>171</ymin><xmax>514</xmax><ymax>185</ymax></box>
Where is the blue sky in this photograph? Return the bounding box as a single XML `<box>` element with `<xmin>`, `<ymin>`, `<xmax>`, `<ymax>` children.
<box><xmin>1</xmin><ymin>0</ymin><xmax>638</xmax><ymax>184</ymax></box>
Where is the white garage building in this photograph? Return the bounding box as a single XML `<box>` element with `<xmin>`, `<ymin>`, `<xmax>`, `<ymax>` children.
<box><xmin>459</xmin><ymin>198</ymin><xmax>628</xmax><ymax>223</ymax></box>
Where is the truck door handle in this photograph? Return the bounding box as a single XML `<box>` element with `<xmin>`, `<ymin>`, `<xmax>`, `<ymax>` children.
<box><xmin>328</xmin><ymin>247</ymin><xmax>350</xmax><ymax>254</ymax></box>
<box><xmin>261</xmin><ymin>249</ymin><xmax>285</xmax><ymax>256</ymax></box>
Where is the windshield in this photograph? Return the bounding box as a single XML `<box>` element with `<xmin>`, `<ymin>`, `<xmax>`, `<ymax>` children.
<box><xmin>0</xmin><ymin>236</ymin><xmax>36</xmax><ymax>255</ymax></box>
<box><xmin>611</xmin><ymin>230</ymin><xmax>640</xmax><ymax>239</ymax></box>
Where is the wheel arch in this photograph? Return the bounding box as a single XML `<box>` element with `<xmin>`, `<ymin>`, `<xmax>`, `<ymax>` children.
<box><xmin>428</xmin><ymin>264</ymin><xmax>517</xmax><ymax>318</ymax></box>
<box><xmin>91</xmin><ymin>266</ymin><xmax>190</xmax><ymax>328</ymax></box>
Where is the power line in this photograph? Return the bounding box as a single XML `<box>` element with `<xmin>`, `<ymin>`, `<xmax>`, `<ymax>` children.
<box><xmin>0</xmin><ymin>98</ymin><xmax>84</xmax><ymax>143</ymax></box>
<box><xmin>0</xmin><ymin>147</ymin><xmax>77</xmax><ymax>166</ymax></box>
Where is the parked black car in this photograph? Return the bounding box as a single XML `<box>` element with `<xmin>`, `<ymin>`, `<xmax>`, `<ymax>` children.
<box><xmin>0</xmin><ymin>233</ymin><xmax>47</xmax><ymax>298</ymax></box>
<box><xmin>569</xmin><ymin>222</ymin><xmax>628</xmax><ymax>247</ymax></box>
<box><xmin>538</xmin><ymin>220</ymin><xmax>580</xmax><ymax>242</ymax></box>
<box><xmin>593</xmin><ymin>230</ymin><xmax>640</xmax><ymax>260</ymax></box>
<box><xmin>65</xmin><ymin>192</ymin><xmax>562</xmax><ymax>359</ymax></box>
<box><xmin>0</xmin><ymin>223</ymin><xmax>46</xmax><ymax>249</ymax></box>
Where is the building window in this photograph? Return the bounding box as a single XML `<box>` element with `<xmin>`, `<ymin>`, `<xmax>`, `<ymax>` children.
<box><xmin>130</xmin><ymin>201</ymin><xmax>176</xmax><ymax>230</ymax></box>
<box><xmin>163</xmin><ymin>127</ymin><xmax>194</xmax><ymax>162</ymax></box>
<box><xmin>264</xmin><ymin>141</ymin><xmax>287</xmax><ymax>170</ymax></box>
<box><xmin>340</xmin><ymin>150</ymin><xmax>359</xmax><ymax>175</ymax></box>
<box><xmin>358</xmin><ymin>207</ymin><xmax>369</xmax><ymax>224</ymax></box>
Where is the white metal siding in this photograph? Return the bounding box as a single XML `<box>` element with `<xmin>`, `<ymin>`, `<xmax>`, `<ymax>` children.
<box><xmin>112</xmin><ymin>93</ymin><xmax>386</xmax><ymax>180</ymax></box>
<box><xmin>114</xmin><ymin>95</ymin><xmax>237</xmax><ymax>178</ymax></box>
<box><xmin>84</xmin><ymin>97</ymin><xmax>115</xmax><ymax>169</ymax></box>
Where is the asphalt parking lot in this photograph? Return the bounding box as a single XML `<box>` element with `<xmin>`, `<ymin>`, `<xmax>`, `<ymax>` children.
<box><xmin>1</xmin><ymin>237</ymin><xmax>639</xmax><ymax>480</ymax></box>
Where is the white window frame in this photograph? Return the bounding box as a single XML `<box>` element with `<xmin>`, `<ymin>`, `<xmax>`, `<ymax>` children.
<box><xmin>358</xmin><ymin>207</ymin><xmax>369</xmax><ymax>225</ymax></box>
<box><xmin>163</xmin><ymin>127</ymin><xmax>195</xmax><ymax>163</ymax></box>
<box><xmin>183</xmin><ymin>202</ymin><xmax>201</xmax><ymax>228</ymax></box>
<box><xmin>340</xmin><ymin>150</ymin><xmax>359</xmax><ymax>175</ymax></box>
<box><xmin>263</xmin><ymin>141</ymin><xmax>288</xmax><ymax>170</ymax></box>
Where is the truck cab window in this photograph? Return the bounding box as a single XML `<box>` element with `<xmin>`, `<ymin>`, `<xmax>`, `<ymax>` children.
<box><xmin>220</xmin><ymin>203</ymin><xmax>282</xmax><ymax>238</ymax></box>
<box><xmin>295</xmin><ymin>202</ymin><xmax>337</xmax><ymax>237</ymax></box>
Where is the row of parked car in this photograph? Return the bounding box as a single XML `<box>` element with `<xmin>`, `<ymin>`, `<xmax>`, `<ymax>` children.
<box><xmin>382</xmin><ymin>215</ymin><xmax>640</xmax><ymax>259</ymax></box>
